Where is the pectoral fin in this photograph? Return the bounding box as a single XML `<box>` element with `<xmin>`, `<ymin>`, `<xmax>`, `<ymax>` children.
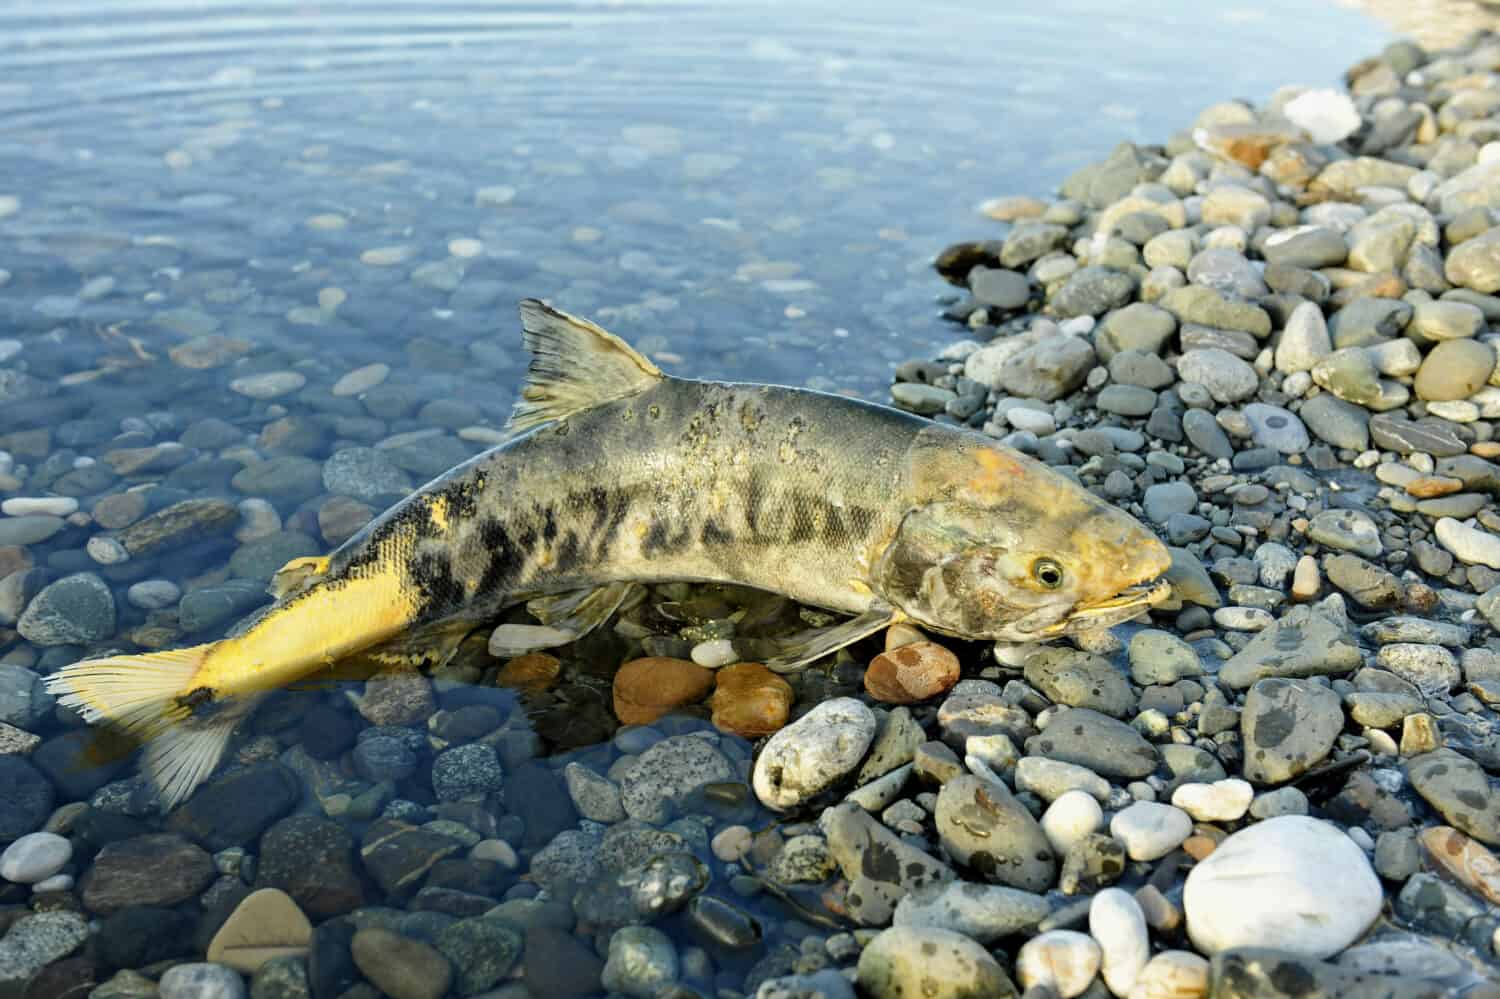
<box><xmin>763</xmin><ymin>605</ymin><xmax>901</xmax><ymax>673</ymax></box>
<box><xmin>487</xmin><ymin>582</ymin><xmax>645</xmax><ymax>657</ymax></box>
<box><xmin>268</xmin><ymin>556</ymin><xmax>330</xmax><ymax>601</ymax></box>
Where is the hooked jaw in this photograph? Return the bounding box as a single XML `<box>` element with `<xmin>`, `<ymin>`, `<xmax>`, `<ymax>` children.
<box><xmin>1004</xmin><ymin>527</ymin><xmax>1173</xmax><ymax>641</ymax></box>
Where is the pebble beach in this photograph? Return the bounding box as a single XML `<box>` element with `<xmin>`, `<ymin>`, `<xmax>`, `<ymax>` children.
<box><xmin>2</xmin><ymin>15</ymin><xmax>1500</xmax><ymax>999</ymax></box>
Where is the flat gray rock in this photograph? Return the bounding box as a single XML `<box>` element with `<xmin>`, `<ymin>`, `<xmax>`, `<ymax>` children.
<box><xmin>1219</xmin><ymin>602</ymin><xmax>1362</xmax><ymax>688</ymax></box>
<box><xmin>1025</xmin><ymin>708</ymin><xmax>1158</xmax><ymax>779</ymax></box>
<box><xmin>1240</xmin><ymin>678</ymin><xmax>1342</xmax><ymax>785</ymax></box>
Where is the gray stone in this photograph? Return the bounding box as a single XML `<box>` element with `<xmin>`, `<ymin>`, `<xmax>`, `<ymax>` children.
<box><xmin>1445</xmin><ymin>226</ymin><xmax>1500</xmax><ymax>293</ymax></box>
<box><xmin>1159</xmin><ymin>285</ymin><xmax>1272</xmax><ymax>338</ymax></box>
<box><xmin>1143</xmin><ymin>481</ymin><xmax>1197</xmax><ymax>524</ymax></box>
<box><xmin>1096</xmin><ymin>384</ymin><xmax>1158</xmax><ymax>416</ymax></box>
<box><xmin>998</xmin><ymin>336</ymin><xmax>1096</xmax><ymax>401</ymax></box>
<box><xmin>1263</xmin><ymin>227</ymin><xmax>1347</xmax><ymax>269</ymax></box>
<box><xmin>0</xmin><ymin>911</ymin><xmax>89</xmax><ymax>997</ymax></box>
<box><xmin>1299</xmin><ymin>394</ymin><xmax>1370</xmax><ymax>450</ymax></box>
<box><xmin>1188</xmin><ymin>248</ymin><xmax>1267</xmax><ymax>299</ymax></box>
<box><xmin>1182</xmin><ymin>409</ymin><xmax>1233</xmax><ymax>459</ymax></box>
<box><xmin>321</xmin><ymin>448</ymin><xmax>413</xmax><ymax>503</ymax></box>
<box><xmin>821</xmin><ymin>803</ymin><xmax>952</xmax><ymax>925</ymax></box>
<box><xmin>857</xmin><ymin>926</ymin><xmax>1014</xmax><ymax>999</ymax></box>
<box><xmin>1219</xmin><ymin>602</ymin><xmax>1362</xmax><ymax>688</ymax></box>
<box><xmin>1025</xmin><ymin>708</ymin><xmax>1157</xmax><ymax>779</ymax></box>
<box><xmin>1128</xmin><ymin>630</ymin><xmax>1202</xmax><ymax>684</ymax></box>
<box><xmin>1177</xmin><ymin>349</ymin><xmax>1258</xmax><ymax>403</ymax></box>
<box><xmin>892</xmin><ymin>881</ymin><xmax>1049</xmax><ymax>943</ymax></box>
<box><xmin>1023</xmin><ymin>648</ymin><xmax>1136</xmax><ymax>717</ymax></box>
<box><xmin>1243</xmin><ymin>403</ymin><xmax>1309</xmax><ymax>454</ymax></box>
<box><xmin>17</xmin><ymin>572</ymin><xmax>115</xmax><ymax>646</ymax></box>
<box><xmin>934</xmin><ymin>774</ymin><xmax>1055</xmax><ymax>891</ymax></box>
<box><xmin>1306</xmin><ymin>509</ymin><xmax>1382</xmax><ymax>557</ymax></box>
<box><xmin>1240</xmin><ymin>678</ymin><xmax>1342</xmax><ymax>784</ymax></box>
<box><xmin>1096</xmin><ymin>303</ymin><xmax>1177</xmax><ymax>358</ymax></box>
<box><xmin>1407</xmin><ymin>749</ymin><xmax>1500</xmax><ymax>846</ymax></box>
<box><xmin>1208</xmin><ymin>949</ymin><xmax>1446</xmax><ymax>999</ymax></box>
<box><xmin>619</xmin><ymin>735</ymin><xmax>733</xmax><ymax>824</ymax></box>
<box><xmin>430</xmin><ymin>744</ymin><xmax>504</xmax><ymax>802</ymax></box>
<box><xmin>1107</xmin><ymin>350</ymin><xmax>1175</xmax><ymax>389</ymax></box>
<box><xmin>1324</xmin><ymin>554</ymin><xmax>1401</xmax><ymax>610</ymax></box>
<box><xmin>0</xmin><ymin>664</ymin><xmax>52</xmax><ymax>730</ymax></box>
<box><xmin>160</xmin><ymin>963</ymin><xmax>247</xmax><ymax>999</ymax></box>
<box><xmin>1328</xmin><ymin>298</ymin><xmax>1413</xmax><ymax>348</ymax></box>
<box><xmin>891</xmin><ymin>382</ymin><xmax>957</xmax><ymax>415</ymax></box>
<box><xmin>969</xmin><ymin>268</ymin><xmax>1031</xmax><ymax>310</ymax></box>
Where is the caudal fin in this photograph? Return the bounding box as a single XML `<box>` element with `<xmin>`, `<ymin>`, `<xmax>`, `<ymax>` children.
<box><xmin>43</xmin><ymin>644</ymin><xmax>239</xmax><ymax>807</ymax></box>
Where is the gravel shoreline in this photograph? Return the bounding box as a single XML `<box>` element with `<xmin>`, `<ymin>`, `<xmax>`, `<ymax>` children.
<box><xmin>2</xmin><ymin>27</ymin><xmax>1500</xmax><ymax>999</ymax></box>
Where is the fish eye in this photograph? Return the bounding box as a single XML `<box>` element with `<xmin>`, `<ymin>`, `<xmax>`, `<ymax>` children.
<box><xmin>1032</xmin><ymin>558</ymin><xmax>1065</xmax><ymax>589</ymax></box>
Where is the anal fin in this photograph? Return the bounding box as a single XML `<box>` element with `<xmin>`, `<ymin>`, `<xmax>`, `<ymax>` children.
<box><xmin>763</xmin><ymin>605</ymin><xmax>901</xmax><ymax>673</ymax></box>
<box><xmin>143</xmin><ymin>692</ymin><xmax>267</xmax><ymax>810</ymax></box>
<box><xmin>528</xmin><ymin>581</ymin><xmax>643</xmax><ymax>635</ymax></box>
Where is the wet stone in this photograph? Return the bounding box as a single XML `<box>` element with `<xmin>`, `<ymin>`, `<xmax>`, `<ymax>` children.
<box><xmin>82</xmin><ymin>834</ymin><xmax>216</xmax><ymax>915</ymax></box>
<box><xmin>621</xmin><ymin>734</ymin><xmax>735</xmax><ymax>823</ymax></box>
<box><xmin>1407</xmin><ymin>749</ymin><xmax>1500</xmax><ymax>847</ymax></box>
<box><xmin>1023</xmin><ymin>647</ymin><xmax>1137</xmax><ymax>717</ymax></box>
<box><xmin>1232</xmin><ymin>947</ymin><xmax>1445</xmax><ymax>999</ymax></box>
<box><xmin>16</xmin><ymin>572</ymin><xmax>114</xmax><ymax>646</ymax></box>
<box><xmin>934</xmin><ymin>774</ymin><xmax>1056</xmax><ymax>892</ymax></box>
<box><xmin>856</xmin><ymin>926</ymin><xmax>1013</xmax><ymax>999</ymax></box>
<box><xmin>1025</xmin><ymin>707</ymin><xmax>1157</xmax><ymax>779</ymax></box>
<box><xmin>1219</xmin><ymin>601</ymin><xmax>1362</xmax><ymax>688</ymax></box>
<box><xmin>254</xmin><ymin>815</ymin><xmax>364</xmax><ymax>918</ymax></box>
<box><xmin>1240</xmin><ymin>678</ymin><xmax>1342</xmax><ymax>785</ymax></box>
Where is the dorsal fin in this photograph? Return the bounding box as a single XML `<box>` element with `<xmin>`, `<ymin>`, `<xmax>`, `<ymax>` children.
<box><xmin>508</xmin><ymin>299</ymin><xmax>664</xmax><ymax>432</ymax></box>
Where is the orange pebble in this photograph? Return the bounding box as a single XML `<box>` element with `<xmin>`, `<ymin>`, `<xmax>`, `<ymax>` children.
<box><xmin>709</xmin><ymin>662</ymin><xmax>793</xmax><ymax>738</ymax></box>
<box><xmin>612</xmin><ymin>656</ymin><xmax>714</xmax><ymax>726</ymax></box>
<box><xmin>864</xmin><ymin>641</ymin><xmax>961</xmax><ymax>704</ymax></box>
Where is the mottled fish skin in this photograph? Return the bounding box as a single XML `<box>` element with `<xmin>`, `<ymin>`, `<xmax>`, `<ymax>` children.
<box><xmin>317</xmin><ymin>377</ymin><xmax>920</xmax><ymax>632</ymax></box>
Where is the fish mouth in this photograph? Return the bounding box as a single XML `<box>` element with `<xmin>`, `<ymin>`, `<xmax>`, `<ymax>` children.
<box><xmin>1024</xmin><ymin>577</ymin><xmax>1172</xmax><ymax>639</ymax></box>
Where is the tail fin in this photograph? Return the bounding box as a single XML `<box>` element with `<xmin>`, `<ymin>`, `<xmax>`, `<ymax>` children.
<box><xmin>44</xmin><ymin>644</ymin><xmax>239</xmax><ymax>808</ymax></box>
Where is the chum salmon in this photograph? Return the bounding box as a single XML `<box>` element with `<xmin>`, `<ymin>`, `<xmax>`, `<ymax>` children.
<box><xmin>46</xmin><ymin>299</ymin><xmax>1171</xmax><ymax>806</ymax></box>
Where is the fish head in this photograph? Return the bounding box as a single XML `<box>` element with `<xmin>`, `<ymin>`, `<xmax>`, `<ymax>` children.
<box><xmin>873</xmin><ymin>430</ymin><xmax>1171</xmax><ymax>642</ymax></box>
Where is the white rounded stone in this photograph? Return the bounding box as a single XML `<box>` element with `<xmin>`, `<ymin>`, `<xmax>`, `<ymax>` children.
<box><xmin>332</xmin><ymin>363</ymin><xmax>390</xmax><ymax>397</ymax></box>
<box><xmin>229</xmin><ymin>371</ymin><xmax>306</xmax><ymax>400</ymax></box>
<box><xmin>234</xmin><ymin>498</ymin><xmax>282</xmax><ymax>543</ymax></box>
<box><xmin>1183</xmin><ymin>815</ymin><xmax>1382</xmax><ymax>958</ymax></box>
<box><xmin>85</xmin><ymin>535</ymin><xmax>130</xmax><ymax>566</ymax></box>
<box><xmin>689</xmin><ymin>639</ymin><xmax>737</xmax><ymax>668</ymax></box>
<box><xmin>1041</xmin><ymin>790</ymin><xmax>1103</xmax><ymax>857</ymax></box>
<box><xmin>127</xmin><ymin>579</ymin><xmax>182</xmax><ymax>610</ymax></box>
<box><xmin>0</xmin><ymin>497</ymin><xmax>78</xmax><ymax>518</ymax></box>
<box><xmin>1016</xmin><ymin>929</ymin><xmax>1101</xmax><ymax>998</ymax></box>
<box><xmin>753</xmin><ymin>697</ymin><xmax>876</xmax><ymax>810</ymax></box>
<box><xmin>1435</xmin><ymin>517</ymin><xmax>1500</xmax><ymax>570</ymax></box>
<box><xmin>1170</xmin><ymin>779</ymin><xmax>1253</xmax><ymax>823</ymax></box>
<box><xmin>1109</xmin><ymin>801</ymin><xmax>1193</xmax><ymax>861</ymax></box>
<box><xmin>159</xmin><ymin>962</ymin><xmax>246</xmax><ymax>999</ymax></box>
<box><xmin>1</xmin><ymin>832</ymin><xmax>72</xmax><ymax>885</ymax></box>
<box><xmin>32</xmin><ymin>873</ymin><xmax>73</xmax><ymax>893</ymax></box>
<box><xmin>1090</xmin><ymin>887</ymin><xmax>1149</xmax><ymax>997</ymax></box>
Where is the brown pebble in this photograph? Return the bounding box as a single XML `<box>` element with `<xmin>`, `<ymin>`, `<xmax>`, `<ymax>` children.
<box><xmin>612</xmin><ymin>656</ymin><xmax>713</xmax><ymax>726</ymax></box>
<box><xmin>1400</xmin><ymin>713</ymin><xmax>1442</xmax><ymax>756</ymax></box>
<box><xmin>864</xmin><ymin>641</ymin><xmax>961</xmax><ymax>704</ymax></box>
<box><xmin>495</xmin><ymin>652</ymin><xmax>561</xmax><ymax>693</ymax></box>
<box><xmin>1419</xmin><ymin>826</ymin><xmax>1500</xmax><ymax>906</ymax></box>
<box><xmin>1181</xmin><ymin>836</ymin><xmax>1216</xmax><ymax>861</ymax></box>
<box><xmin>1405</xmin><ymin>476</ymin><xmax>1464</xmax><ymax>499</ymax></box>
<box><xmin>1133</xmin><ymin>883</ymin><xmax>1181</xmax><ymax>932</ymax></box>
<box><xmin>709</xmin><ymin>662</ymin><xmax>793</xmax><ymax>738</ymax></box>
<box><xmin>0</xmin><ymin>545</ymin><xmax>32</xmax><ymax>578</ymax></box>
<box><xmin>1473</xmin><ymin>441</ymin><xmax>1500</xmax><ymax>459</ymax></box>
